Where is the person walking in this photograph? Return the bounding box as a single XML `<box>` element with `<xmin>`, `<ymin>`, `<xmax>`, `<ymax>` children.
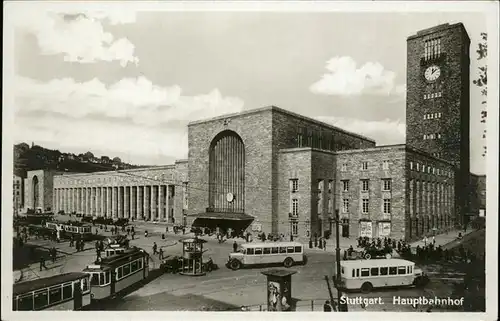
<box><xmin>153</xmin><ymin>242</ymin><xmax>158</xmax><ymax>255</ymax></box>
<box><xmin>132</xmin><ymin>231</ymin><xmax>135</xmax><ymax>240</ymax></box>
<box><xmin>424</xmin><ymin>236</ymin><xmax>428</xmax><ymax>246</ymax></box>
<box><xmin>323</xmin><ymin>238</ymin><xmax>327</xmax><ymax>251</ymax></box>
<box><xmin>159</xmin><ymin>247</ymin><xmax>164</xmax><ymax>260</ymax></box>
<box><xmin>145</xmin><ymin>230</ymin><xmax>148</xmax><ymax>238</ymax></box>
<box><xmin>39</xmin><ymin>255</ymin><xmax>48</xmax><ymax>271</ymax></box>
<box><xmin>233</xmin><ymin>241</ymin><xmax>238</xmax><ymax>253</ymax></box>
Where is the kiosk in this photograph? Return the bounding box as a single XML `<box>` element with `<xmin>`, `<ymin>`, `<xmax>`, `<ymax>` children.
<box><xmin>261</xmin><ymin>269</ymin><xmax>297</xmax><ymax>311</ymax></box>
<box><xmin>179</xmin><ymin>238</ymin><xmax>207</xmax><ymax>276</ymax></box>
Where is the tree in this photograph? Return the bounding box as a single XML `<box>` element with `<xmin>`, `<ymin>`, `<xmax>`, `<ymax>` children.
<box><xmin>473</xmin><ymin>32</ymin><xmax>487</xmax><ymax>156</ymax></box>
<box><xmin>112</xmin><ymin>157</ymin><xmax>122</xmax><ymax>164</ymax></box>
<box><xmin>84</xmin><ymin>151</ymin><xmax>95</xmax><ymax>160</ymax></box>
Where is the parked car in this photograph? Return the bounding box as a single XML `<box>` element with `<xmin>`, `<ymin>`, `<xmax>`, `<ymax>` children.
<box><xmin>362</xmin><ymin>245</ymin><xmax>393</xmax><ymax>259</ymax></box>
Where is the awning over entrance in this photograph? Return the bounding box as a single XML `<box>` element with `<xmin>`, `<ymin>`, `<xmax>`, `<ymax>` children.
<box><xmin>189</xmin><ymin>212</ymin><xmax>254</xmax><ymax>231</ymax></box>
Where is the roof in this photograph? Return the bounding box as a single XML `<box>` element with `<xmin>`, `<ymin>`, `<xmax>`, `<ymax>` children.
<box><xmin>97</xmin><ymin>247</ymin><xmax>145</xmax><ymax>266</ymax></box>
<box><xmin>261</xmin><ymin>269</ymin><xmax>298</xmax><ymax>277</ymax></box>
<box><xmin>13</xmin><ymin>272</ymin><xmax>88</xmax><ymax>295</ymax></box>
<box><xmin>191</xmin><ymin>212</ymin><xmax>254</xmax><ymax>221</ymax></box>
<box><xmin>179</xmin><ymin>238</ymin><xmax>207</xmax><ymax>244</ymax></box>
<box><xmin>340</xmin><ymin>258</ymin><xmax>415</xmax><ymax>267</ymax></box>
<box><xmin>241</xmin><ymin>242</ymin><xmax>303</xmax><ymax>248</ymax></box>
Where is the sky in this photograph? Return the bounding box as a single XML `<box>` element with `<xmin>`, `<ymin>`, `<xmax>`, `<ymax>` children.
<box><xmin>6</xmin><ymin>3</ymin><xmax>491</xmax><ymax>174</ymax></box>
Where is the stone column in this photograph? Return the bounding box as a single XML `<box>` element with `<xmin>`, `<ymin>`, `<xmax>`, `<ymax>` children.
<box><xmin>111</xmin><ymin>187</ymin><xmax>116</xmax><ymax>218</ymax></box>
<box><xmin>117</xmin><ymin>186</ymin><xmax>122</xmax><ymax>218</ymax></box>
<box><xmin>72</xmin><ymin>188</ymin><xmax>76</xmax><ymax>213</ymax></box>
<box><xmin>107</xmin><ymin>187</ymin><xmax>112</xmax><ymax>218</ymax></box>
<box><xmin>131</xmin><ymin>186</ymin><xmax>137</xmax><ymax>219</ymax></box>
<box><xmin>87</xmin><ymin>187</ymin><xmax>92</xmax><ymax>215</ymax></box>
<box><xmin>158</xmin><ymin>185</ymin><xmax>164</xmax><ymax>222</ymax></box>
<box><xmin>124</xmin><ymin>186</ymin><xmax>130</xmax><ymax>218</ymax></box>
<box><xmin>144</xmin><ymin>186</ymin><xmax>150</xmax><ymax>220</ymax></box>
<box><xmin>137</xmin><ymin>186</ymin><xmax>142</xmax><ymax>219</ymax></box>
<box><xmin>79</xmin><ymin>188</ymin><xmax>84</xmax><ymax>214</ymax></box>
<box><xmin>166</xmin><ymin>185</ymin><xmax>171</xmax><ymax>223</ymax></box>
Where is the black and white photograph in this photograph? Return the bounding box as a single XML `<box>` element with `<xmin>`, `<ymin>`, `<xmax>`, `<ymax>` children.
<box><xmin>2</xmin><ymin>1</ymin><xmax>498</xmax><ymax>319</ymax></box>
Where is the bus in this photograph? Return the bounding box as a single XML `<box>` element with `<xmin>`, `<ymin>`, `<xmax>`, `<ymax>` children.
<box><xmin>337</xmin><ymin>258</ymin><xmax>429</xmax><ymax>293</ymax></box>
<box><xmin>83</xmin><ymin>247</ymin><xmax>149</xmax><ymax>301</ymax></box>
<box><xmin>13</xmin><ymin>272</ymin><xmax>91</xmax><ymax>311</ymax></box>
<box><xmin>227</xmin><ymin>242</ymin><xmax>305</xmax><ymax>270</ymax></box>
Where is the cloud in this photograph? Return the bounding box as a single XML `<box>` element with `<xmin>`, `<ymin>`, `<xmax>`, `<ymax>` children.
<box><xmin>316</xmin><ymin>116</ymin><xmax>406</xmax><ymax>145</ymax></box>
<box><xmin>11</xmin><ymin>9</ymin><xmax>139</xmax><ymax>67</ymax></box>
<box><xmin>14</xmin><ymin>76</ymin><xmax>244</xmax><ymax>160</ymax></box>
<box><xmin>310</xmin><ymin>56</ymin><xmax>405</xmax><ymax>96</ymax></box>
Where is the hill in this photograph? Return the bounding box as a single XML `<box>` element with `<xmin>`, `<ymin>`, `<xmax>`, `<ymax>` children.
<box><xmin>14</xmin><ymin>142</ymin><xmax>143</xmax><ymax>177</ymax></box>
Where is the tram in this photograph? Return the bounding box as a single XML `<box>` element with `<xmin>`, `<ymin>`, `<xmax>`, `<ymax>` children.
<box><xmin>83</xmin><ymin>247</ymin><xmax>149</xmax><ymax>301</ymax></box>
<box><xmin>45</xmin><ymin>221</ymin><xmax>93</xmax><ymax>240</ymax></box>
<box><xmin>12</xmin><ymin>272</ymin><xmax>91</xmax><ymax>311</ymax></box>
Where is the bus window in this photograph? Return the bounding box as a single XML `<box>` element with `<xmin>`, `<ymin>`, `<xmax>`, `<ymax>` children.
<box><xmin>105</xmin><ymin>271</ymin><xmax>110</xmax><ymax>284</ymax></box>
<box><xmin>117</xmin><ymin>267</ymin><xmax>123</xmax><ymax>279</ymax></box>
<box><xmin>100</xmin><ymin>273</ymin><xmax>106</xmax><ymax>285</ymax></box>
<box><xmin>91</xmin><ymin>273</ymin><xmax>100</xmax><ymax>285</ymax></box>
<box><xmin>34</xmin><ymin>290</ymin><xmax>49</xmax><ymax>310</ymax></box>
<box><xmin>356</xmin><ymin>269</ymin><xmax>360</xmax><ymax>277</ymax></box>
<box><xmin>18</xmin><ymin>294</ymin><xmax>34</xmax><ymax>311</ymax></box>
<box><xmin>247</xmin><ymin>248</ymin><xmax>254</xmax><ymax>255</ymax></box>
<box><xmin>62</xmin><ymin>283</ymin><xmax>72</xmax><ymax>300</ymax></box>
<box><xmin>352</xmin><ymin>269</ymin><xmax>355</xmax><ymax>277</ymax></box>
<box><xmin>361</xmin><ymin>268</ymin><xmax>370</xmax><ymax>277</ymax></box>
<box><xmin>287</xmin><ymin>247</ymin><xmax>294</xmax><ymax>254</ymax></box>
<box><xmin>131</xmin><ymin>260</ymin><xmax>138</xmax><ymax>272</ymax></box>
<box><xmin>271</xmin><ymin>247</ymin><xmax>278</xmax><ymax>254</ymax></box>
<box><xmin>398</xmin><ymin>266</ymin><xmax>407</xmax><ymax>275</ymax></box>
<box><xmin>371</xmin><ymin>268</ymin><xmax>379</xmax><ymax>276</ymax></box>
<box><xmin>279</xmin><ymin>247</ymin><xmax>287</xmax><ymax>254</ymax></box>
<box><xmin>294</xmin><ymin>246</ymin><xmax>302</xmax><ymax>253</ymax></box>
<box><xmin>389</xmin><ymin>267</ymin><xmax>397</xmax><ymax>275</ymax></box>
<box><xmin>49</xmin><ymin>286</ymin><xmax>62</xmax><ymax>304</ymax></box>
<box><xmin>380</xmin><ymin>267</ymin><xmax>388</xmax><ymax>275</ymax></box>
<box><xmin>263</xmin><ymin>248</ymin><xmax>271</xmax><ymax>255</ymax></box>
<box><xmin>254</xmin><ymin>248</ymin><xmax>263</xmax><ymax>255</ymax></box>
<box><xmin>124</xmin><ymin>264</ymin><xmax>131</xmax><ymax>276</ymax></box>
<box><xmin>410</xmin><ymin>266</ymin><xmax>413</xmax><ymax>274</ymax></box>
<box><xmin>138</xmin><ymin>259</ymin><xmax>143</xmax><ymax>269</ymax></box>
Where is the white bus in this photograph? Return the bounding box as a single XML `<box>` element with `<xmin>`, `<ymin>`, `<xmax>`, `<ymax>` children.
<box><xmin>227</xmin><ymin>242</ymin><xmax>305</xmax><ymax>270</ymax></box>
<box><xmin>337</xmin><ymin>259</ymin><xmax>428</xmax><ymax>293</ymax></box>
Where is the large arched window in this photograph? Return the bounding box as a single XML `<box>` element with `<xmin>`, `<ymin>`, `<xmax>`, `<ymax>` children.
<box><xmin>209</xmin><ymin>130</ymin><xmax>245</xmax><ymax>213</ymax></box>
<box><xmin>32</xmin><ymin>176</ymin><xmax>39</xmax><ymax>209</ymax></box>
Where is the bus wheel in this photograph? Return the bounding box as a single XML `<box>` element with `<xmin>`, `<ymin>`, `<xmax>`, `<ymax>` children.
<box><xmin>230</xmin><ymin>259</ymin><xmax>241</xmax><ymax>270</ymax></box>
<box><xmin>385</xmin><ymin>253</ymin><xmax>392</xmax><ymax>259</ymax></box>
<box><xmin>283</xmin><ymin>257</ymin><xmax>294</xmax><ymax>268</ymax></box>
<box><xmin>361</xmin><ymin>282</ymin><xmax>373</xmax><ymax>293</ymax></box>
<box><xmin>364</xmin><ymin>253</ymin><xmax>371</xmax><ymax>260</ymax></box>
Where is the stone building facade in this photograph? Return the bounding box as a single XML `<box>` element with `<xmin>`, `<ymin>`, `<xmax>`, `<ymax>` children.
<box><xmin>24</xmin><ymin>170</ymin><xmax>57</xmax><ymax>212</ymax></box>
<box><xmin>13</xmin><ymin>174</ymin><xmax>24</xmax><ymax>214</ymax></box>
<box><xmin>52</xmin><ymin>161</ymin><xmax>188</xmax><ymax>224</ymax></box>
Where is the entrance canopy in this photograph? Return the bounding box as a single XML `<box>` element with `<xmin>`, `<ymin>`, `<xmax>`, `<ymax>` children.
<box><xmin>190</xmin><ymin>212</ymin><xmax>254</xmax><ymax>231</ymax></box>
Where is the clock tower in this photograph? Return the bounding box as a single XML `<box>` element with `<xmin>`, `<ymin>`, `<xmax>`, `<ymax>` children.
<box><xmin>406</xmin><ymin>23</ymin><xmax>471</xmax><ymax>226</ymax></box>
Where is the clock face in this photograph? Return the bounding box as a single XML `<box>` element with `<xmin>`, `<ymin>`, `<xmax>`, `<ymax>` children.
<box><xmin>424</xmin><ymin>65</ymin><xmax>441</xmax><ymax>81</ymax></box>
<box><xmin>226</xmin><ymin>193</ymin><xmax>234</xmax><ymax>203</ymax></box>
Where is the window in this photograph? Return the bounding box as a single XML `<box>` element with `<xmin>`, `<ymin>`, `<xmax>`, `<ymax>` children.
<box><xmin>352</xmin><ymin>269</ymin><xmax>355</xmax><ymax>277</ymax></box>
<box><xmin>361</xmin><ymin>268</ymin><xmax>370</xmax><ymax>277</ymax></box>
<box><xmin>18</xmin><ymin>294</ymin><xmax>34</xmax><ymax>311</ymax></box>
<box><xmin>398</xmin><ymin>266</ymin><xmax>407</xmax><ymax>275</ymax></box>
<box><xmin>91</xmin><ymin>273</ymin><xmax>100</xmax><ymax>285</ymax></box>
<box><xmin>423</xmin><ymin>134</ymin><xmax>427</xmax><ymax>140</ymax></box>
<box><xmin>291</xmin><ymin>221</ymin><xmax>298</xmax><ymax>236</ymax></box>
<box><xmin>279</xmin><ymin>247</ymin><xmax>287</xmax><ymax>254</ymax></box>
<box><xmin>294</xmin><ymin>246</ymin><xmax>302</xmax><ymax>253</ymax></box>
<box><xmin>422</xmin><ymin>165</ymin><xmax>426</xmax><ymax>172</ymax></box>
<box><xmin>62</xmin><ymin>283</ymin><xmax>72</xmax><ymax>300</ymax></box>
<box><xmin>383</xmin><ymin>199</ymin><xmax>391</xmax><ymax>214</ymax></box>
<box><xmin>341</xmin><ymin>163</ymin><xmax>347</xmax><ymax>172</ymax></box>
<box><xmin>407</xmin><ymin>266</ymin><xmax>413</xmax><ymax>274</ymax></box>
<box><xmin>271</xmin><ymin>247</ymin><xmax>278</xmax><ymax>254</ymax></box>
<box><xmin>424</xmin><ymin>37</ymin><xmax>442</xmax><ymax>60</ymax></box>
<box><xmin>117</xmin><ymin>267</ymin><xmax>123</xmax><ymax>279</ymax></box>
<box><xmin>317</xmin><ymin>180</ymin><xmax>324</xmax><ymax>191</ymax></box>
<box><xmin>328</xmin><ymin>180</ymin><xmax>334</xmax><ymax>192</ymax></box>
<box><xmin>342</xmin><ymin>180</ymin><xmax>349</xmax><ymax>192</ymax></box>
<box><xmin>131</xmin><ymin>261</ymin><xmax>138</xmax><ymax>272</ymax></box>
<box><xmin>49</xmin><ymin>287</ymin><xmax>62</xmax><ymax>304</ymax></box>
<box><xmin>286</xmin><ymin>247</ymin><xmax>294</xmax><ymax>253</ymax></box>
<box><xmin>254</xmin><ymin>248</ymin><xmax>263</xmax><ymax>255</ymax></box>
<box><xmin>362</xmin><ymin>199</ymin><xmax>369</xmax><ymax>214</ymax></box>
<box><xmin>437</xmin><ymin>133</ymin><xmax>441</xmax><ymax>139</ymax></box>
<box><xmin>290</xmin><ymin>179</ymin><xmax>298</xmax><ymax>192</ymax></box>
<box><xmin>292</xmin><ymin>199</ymin><xmax>298</xmax><ymax>216</ymax></box>
<box><xmin>380</xmin><ymin>267</ymin><xmax>388</xmax><ymax>275</ymax></box>
<box><xmin>105</xmin><ymin>271</ymin><xmax>110</xmax><ymax>284</ymax></box>
<box><xmin>389</xmin><ymin>267</ymin><xmax>397</xmax><ymax>275</ymax></box>
<box><xmin>34</xmin><ymin>290</ymin><xmax>48</xmax><ymax>310</ymax></box>
<box><xmin>410</xmin><ymin>161</ymin><xmax>414</xmax><ymax>170</ymax></box>
<box><xmin>416</xmin><ymin>163</ymin><xmax>420</xmax><ymax>171</ymax></box>
<box><xmin>342</xmin><ymin>198</ymin><xmax>349</xmax><ymax>213</ymax></box>
<box><xmin>370</xmin><ymin>268</ymin><xmax>379</xmax><ymax>276</ymax></box>
<box><xmin>263</xmin><ymin>248</ymin><xmax>271</xmax><ymax>254</ymax></box>
<box><xmin>361</xmin><ymin>180</ymin><xmax>369</xmax><ymax>192</ymax></box>
<box><xmin>382</xmin><ymin>179</ymin><xmax>392</xmax><ymax>191</ymax></box>
<box><xmin>247</xmin><ymin>248</ymin><xmax>254</xmax><ymax>255</ymax></box>
<box><xmin>361</xmin><ymin>162</ymin><xmax>368</xmax><ymax>170</ymax></box>
<box><xmin>382</xmin><ymin>160</ymin><xmax>389</xmax><ymax>170</ymax></box>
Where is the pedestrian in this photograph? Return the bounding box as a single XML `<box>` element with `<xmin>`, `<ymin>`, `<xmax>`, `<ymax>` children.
<box><xmin>51</xmin><ymin>248</ymin><xmax>56</xmax><ymax>263</ymax></box>
<box><xmin>323</xmin><ymin>300</ymin><xmax>332</xmax><ymax>312</ymax></box>
<box><xmin>233</xmin><ymin>241</ymin><xmax>238</xmax><ymax>253</ymax></box>
<box><xmin>159</xmin><ymin>247</ymin><xmax>164</xmax><ymax>260</ymax></box>
<box><xmin>153</xmin><ymin>242</ymin><xmax>158</xmax><ymax>255</ymax></box>
<box><xmin>432</xmin><ymin>236</ymin><xmax>436</xmax><ymax>245</ymax></box>
<box><xmin>166</xmin><ymin>226</ymin><xmax>169</xmax><ymax>234</ymax></box>
<box><xmin>39</xmin><ymin>255</ymin><xmax>48</xmax><ymax>271</ymax></box>
<box><xmin>343</xmin><ymin>250</ymin><xmax>348</xmax><ymax>260</ymax></box>
<box><xmin>145</xmin><ymin>230</ymin><xmax>148</xmax><ymax>238</ymax></box>
<box><xmin>323</xmin><ymin>238</ymin><xmax>327</xmax><ymax>251</ymax></box>
<box><xmin>182</xmin><ymin>226</ymin><xmax>186</xmax><ymax>235</ymax></box>
<box><xmin>70</xmin><ymin>235</ymin><xmax>74</xmax><ymax>247</ymax></box>
<box><xmin>132</xmin><ymin>231</ymin><xmax>135</xmax><ymax>240</ymax></box>
<box><xmin>424</xmin><ymin>236</ymin><xmax>428</xmax><ymax>246</ymax></box>
<box><xmin>80</xmin><ymin>240</ymin><xmax>85</xmax><ymax>251</ymax></box>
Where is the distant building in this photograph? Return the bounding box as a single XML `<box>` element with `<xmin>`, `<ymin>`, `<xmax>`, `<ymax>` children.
<box><xmin>13</xmin><ymin>173</ymin><xmax>25</xmax><ymax>214</ymax></box>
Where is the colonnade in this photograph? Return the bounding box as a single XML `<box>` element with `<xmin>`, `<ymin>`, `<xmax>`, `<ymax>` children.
<box><xmin>53</xmin><ymin>185</ymin><xmax>176</xmax><ymax>222</ymax></box>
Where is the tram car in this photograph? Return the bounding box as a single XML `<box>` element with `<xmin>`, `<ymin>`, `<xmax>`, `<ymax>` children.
<box><xmin>104</xmin><ymin>244</ymin><xmax>128</xmax><ymax>257</ymax></box>
<box><xmin>12</xmin><ymin>272</ymin><xmax>91</xmax><ymax>311</ymax></box>
<box><xmin>45</xmin><ymin>221</ymin><xmax>93</xmax><ymax>240</ymax></box>
<box><xmin>83</xmin><ymin>247</ymin><xmax>149</xmax><ymax>301</ymax></box>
